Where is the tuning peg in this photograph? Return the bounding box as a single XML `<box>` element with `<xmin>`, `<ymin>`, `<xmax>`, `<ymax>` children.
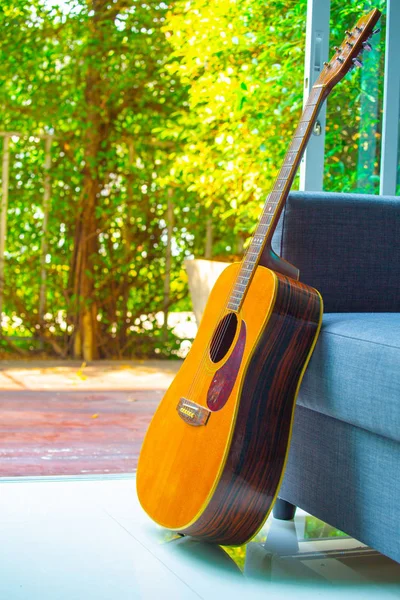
<box><xmin>334</xmin><ymin>46</ymin><xmax>341</xmax><ymax>53</ymax></box>
<box><xmin>355</xmin><ymin>26</ymin><xmax>363</xmax><ymax>32</ymax></box>
<box><xmin>345</xmin><ymin>30</ymin><xmax>352</xmax><ymax>37</ymax></box>
<box><xmin>323</xmin><ymin>61</ymin><xmax>330</xmax><ymax>68</ymax></box>
<box><xmin>372</xmin><ymin>28</ymin><xmax>381</xmax><ymax>36</ymax></box>
<box><xmin>352</xmin><ymin>57</ymin><xmax>363</xmax><ymax>68</ymax></box>
<box><xmin>363</xmin><ymin>41</ymin><xmax>372</xmax><ymax>51</ymax></box>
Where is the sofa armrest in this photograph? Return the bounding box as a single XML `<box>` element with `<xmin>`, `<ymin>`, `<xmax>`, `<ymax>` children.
<box><xmin>272</xmin><ymin>191</ymin><xmax>400</xmax><ymax>312</ymax></box>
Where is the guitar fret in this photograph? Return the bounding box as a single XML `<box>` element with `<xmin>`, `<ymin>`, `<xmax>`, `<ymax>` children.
<box><xmin>224</xmin><ymin>83</ymin><xmax>327</xmax><ymax>313</ymax></box>
<box><xmin>289</xmin><ymin>137</ymin><xmax>302</xmax><ymax>152</ymax></box>
<box><xmin>295</xmin><ymin>121</ymin><xmax>309</xmax><ymax>137</ymax></box>
<box><xmin>302</xmin><ymin>106</ymin><xmax>315</xmax><ymax>121</ymax></box>
<box><xmin>307</xmin><ymin>89</ymin><xmax>318</xmax><ymax>103</ymax></box>
<box><xmin>263</xmin><ymin>205</ymin><xmax>276</xmax><ymax>213</ymax></box>
<box><xmin>284</xmin><ymin>152</ymin><xmax>296</xmax><ymax>166</ymax></box>
<box><xmin>273</xmin><ymin>180</ymin><xmax>285</xmax><ymax>191</ymax></box>
<box><xmin>307</xmin><ymin>88</ymin><xmax>321</xmax><ymax>105</ymax></box>
<box><xmin>269</xmin><ymin>192</ymin><xmax>281</xmax><ymax>202</ymax></box>
<box><xmin>306</xmin><ymin>88</ymin><xmax>324</xmax><ymax>109</ymax></box>
<box><xmin>226</xmin><ymin>85</ymin><xmax>325</xmax><ymax>313</ymax></box>
<box><xmin>279</xmin><ymin>166</ymin><xmax>292</xmax><ymax>179</ymax></box>
<box><xmin>261</xmin><ymin>211</ymin><xmax>273</xmax><ymax>220</ymax></box>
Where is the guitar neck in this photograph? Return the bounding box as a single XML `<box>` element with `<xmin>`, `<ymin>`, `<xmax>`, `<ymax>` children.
<box><xmin>227</xmin><ymin>84</ymin><xmax>328</xmax><ymax>313</ymax></box>
<box><xmin>258</xmin><ymin>85</ymin><xmax>328</xmax><ymax>245</ymax></box>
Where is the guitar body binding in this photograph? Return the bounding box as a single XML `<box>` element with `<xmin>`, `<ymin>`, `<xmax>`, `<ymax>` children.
<box><xmin>136</xmin><ymin>262</ymin><xmax>323</xmax><ymax>545</ymax></box>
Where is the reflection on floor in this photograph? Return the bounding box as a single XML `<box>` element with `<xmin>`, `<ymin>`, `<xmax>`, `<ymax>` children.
<box><xmin>0</xmin><ymin>475</ymin><xmax>398</xmax><ymax>599</ymax></box>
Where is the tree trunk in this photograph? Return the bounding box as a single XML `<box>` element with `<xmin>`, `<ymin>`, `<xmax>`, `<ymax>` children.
<box><xmin>71</xmin><ymin>175</ymin><xmax>100</xmax><ymax>360</ymax></box>
<box><xmin>163</xmin><ymin>189</ymin><xmax>174</xmax><ymax>340</ymax></box>
<box><xmin>119</xmin><ymin>139</ymin><xmax>135</xmax><ymax>355</ymax></box>
<box><xmin>69</xmin><ymin>14</ymin><xmax>107</xmax><ymax>360</ymax></box>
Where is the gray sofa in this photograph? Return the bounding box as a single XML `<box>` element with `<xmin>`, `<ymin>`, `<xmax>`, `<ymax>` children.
<box><xmin>272</xmin><ymin>191</ymin><xmax>400</xmax><ymax>563</ymax></box>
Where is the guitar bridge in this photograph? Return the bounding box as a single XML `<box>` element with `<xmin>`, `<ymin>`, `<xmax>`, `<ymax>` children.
<box><xmin>177</xmin><ymin>398</ymin><xmax>211</xmax><ymax>427</ymax></box>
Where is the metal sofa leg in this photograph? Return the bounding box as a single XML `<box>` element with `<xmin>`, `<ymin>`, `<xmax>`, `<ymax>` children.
<box><xmin>273</xmin><ymin>498</ymin><xmax>297</xmax><ymax>520</ymax></box>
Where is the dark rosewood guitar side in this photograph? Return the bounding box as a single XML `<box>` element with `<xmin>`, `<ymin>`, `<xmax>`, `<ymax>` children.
<box><xmin>181</xmin><ymin>274</ymin><xmax>322</xmax><ymax>545</ymax></box>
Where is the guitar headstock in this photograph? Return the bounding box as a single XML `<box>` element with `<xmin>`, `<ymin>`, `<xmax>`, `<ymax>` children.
<box><xmin>317</xmin><ymin>8</ymin><xmax>382</xmax><ymax>90</ymax></box>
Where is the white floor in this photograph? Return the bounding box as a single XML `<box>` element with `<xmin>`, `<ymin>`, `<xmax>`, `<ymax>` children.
<box><xmin>0</xmin><ymin>475</ymin><xmax>399</xmax><ymax>600</ymax></box>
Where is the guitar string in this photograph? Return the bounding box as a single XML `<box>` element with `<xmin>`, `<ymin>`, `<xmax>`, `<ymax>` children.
<box><xmin>186</xmin><ymin>189</ymin><xmax>285</xmax><ymax>402</ymax></box>
<box><xmin>185</xmin><ymin>160</ymin><xmax>299</xmax><ymax>401</ymax></box>
<box><xmin>186</xmin><ymin>93</ymin><xmax>322</xmax><ymax>403</ymax></box>
<box><xmin>186</xmin><ymin>102</ymin><xmax>321</xmax><ymax>403</ymax></box>
<box><xmin>185</xmin><ymin>88</ymin><xmax>324</xmax><ymax>404</ymax></box>
<box><xmin>185</xmin><ymin>192</ymin><xmax>284</xmax><ymax>401</ymax></box>
<box><xmin>186</xmin><ymin>251</ymin><xmax>252</xmax><ymax>400</ymax></box>
<box><xmin>188</xmin><ymin>27</ymin><xmax>375</xmax><ymax>403</ymax></box>
<box><xmin>186</xmin><ymin>166</ymin><xmax>297</xmax><ymax>401</ymax></box>
<box><xmin>185</xmin><ymin>219</ymin><xmax>269</xmax><ymax>401</ymax></box>
<box><xmin>185</xmin><ymin>94</ymin><xmax>323</xmax><ymax>398</ymax></box>
<box><xmin>194</xmin><ymin>24</ymin><xmax>374</xmax><ymax>398</ymax></box>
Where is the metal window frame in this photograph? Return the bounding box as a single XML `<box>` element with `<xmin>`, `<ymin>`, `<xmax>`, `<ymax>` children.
<box><xmin>299</xmin><ymin>0</ymin><xmax>331</xmax><ymax>192</ymax></box>
<box><xmin>380</xmin><ymin>0</ymin><xmax>400</xmax><ymax>196</ymax></box>
<box><xmin>301</xmin><ymin>0</ymin><xmax>400</xmax><ymax>197</ymax></box>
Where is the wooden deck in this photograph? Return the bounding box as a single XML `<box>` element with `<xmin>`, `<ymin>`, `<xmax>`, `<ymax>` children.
<box><xmin>0</xmin><ymin>361</ymin><xmax>180</xmax><ymax>477</ymax></box>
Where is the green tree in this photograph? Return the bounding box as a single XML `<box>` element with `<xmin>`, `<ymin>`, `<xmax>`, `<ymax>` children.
<box><xmin>0</xmin><ymin>0</ymin><xmax>386</xmax><ymax>360</ymax></box>
<box><xmin>0</xmin><ymin>0</ymin><xmax>191</xmax><ymax>359</ymax></box>
<box><xmin>162</xmin><ymin>0</ymin><xmax>386</xmax><ymax>237</ymax></box>
<box><xmin>162</xmin><ymin>0</ymin><xmax>308</xmax><ymax>243</ymax></box>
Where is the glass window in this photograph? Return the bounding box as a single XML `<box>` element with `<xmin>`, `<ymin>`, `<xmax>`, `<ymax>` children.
<box><xmin>324</xmin><ymin>0</ymin><xmax>386</xmax><ymax>194</ymax></box>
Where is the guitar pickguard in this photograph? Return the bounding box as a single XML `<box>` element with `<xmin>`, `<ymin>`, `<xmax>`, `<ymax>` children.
<box><xmin>207</xmin><ymin>320</ymin><xmax>247</xmax><ymax>411</ymax></box>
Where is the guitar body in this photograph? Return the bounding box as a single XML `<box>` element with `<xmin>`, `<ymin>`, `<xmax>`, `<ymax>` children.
<box><xmin>137</xmin><ymin>262</ymin><xmax>322</xmax><ymax>545</ymax></box>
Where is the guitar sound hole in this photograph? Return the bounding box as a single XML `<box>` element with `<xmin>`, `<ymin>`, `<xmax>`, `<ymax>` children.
<box><xmin>210</xmin><ymin>313</ymin><xmax>238</xmax><ymax>363</ymax></box>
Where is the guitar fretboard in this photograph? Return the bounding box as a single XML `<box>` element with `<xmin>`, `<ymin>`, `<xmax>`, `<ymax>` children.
<box><xmin>227</xmin><ymin>85</ymin><xmax>326</xmax><ymax>312</ymax></box>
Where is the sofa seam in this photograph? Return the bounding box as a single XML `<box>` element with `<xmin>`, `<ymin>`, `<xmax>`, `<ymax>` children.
<box><xmin>322</xmin><ymin>330</ymin><xmax>400</xmax><ymax>351</ymax></box>
<box><xmin>296</xmin><ymin>403</ymin><xmax>400</xmax><ymax>446</ymax></box>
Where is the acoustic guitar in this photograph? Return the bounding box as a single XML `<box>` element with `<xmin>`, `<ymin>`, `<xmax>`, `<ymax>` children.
<box><xmin>137</xmin><ymin>8</ymin><xmax>381</xmax><ymax>545</ymax></box>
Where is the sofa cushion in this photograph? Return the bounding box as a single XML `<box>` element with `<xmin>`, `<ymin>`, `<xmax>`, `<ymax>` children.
<box><xmin>298</xmin><ymin>313</ymin><xmax>400</xmax><ymax>443</ymax></box>
<box><xmin>272</xmin><ymin>191</ymin><xmax>400</xmax><ymax>312</ymax></box>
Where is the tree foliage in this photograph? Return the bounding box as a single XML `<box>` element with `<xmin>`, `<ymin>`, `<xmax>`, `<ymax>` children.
<box><xmin>1</xmin><ymin>0</ymin><xmax>193</xmax><ymax>359</ymax></box>
<box><xmin>162</xmin><ymin>0</ymin><xmax>386</xmax><ymax>234</ymax></box>
<box><xmin>0</xmin><ymin>0</ymin><xmax>386</xmax><ymax>359</ymax></box>
<box><xmin>162</xmin><ymin>0</ymin><xmax>308</xmax><ymax>244</ymax></box>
